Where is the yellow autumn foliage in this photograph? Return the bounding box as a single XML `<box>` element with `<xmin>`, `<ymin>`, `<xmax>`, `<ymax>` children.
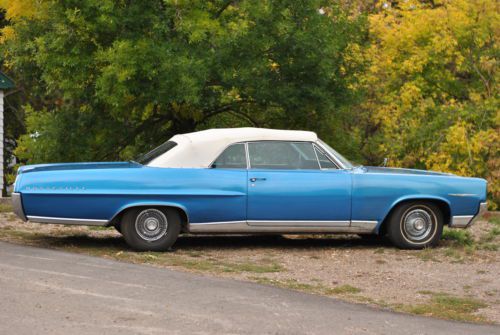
<box><xmin>362</xmin><ymin>0</ymin><xmax>499</xmax><ymax>207</ymax></box>
<box><xmin>0</xmin><ymin>0</ymin><xmax>47</xmax><ymax>42</ymax></box>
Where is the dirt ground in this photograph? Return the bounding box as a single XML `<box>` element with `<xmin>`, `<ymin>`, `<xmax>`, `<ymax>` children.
<box><xmin>0</xmin><ymin>211</ymin><xmax>498</xmax><ymax>324</ymax></box>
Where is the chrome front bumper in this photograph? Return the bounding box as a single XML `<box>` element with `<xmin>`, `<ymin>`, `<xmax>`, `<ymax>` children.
<box><xmin>450</xmin><ymin>202</ymin><xmax>488</xmax><ymax>228</ymax></box>
<box><xmin>12</xmin><ymin>192</ymin><xmax>27</xmax><ymax>222</ymax></box>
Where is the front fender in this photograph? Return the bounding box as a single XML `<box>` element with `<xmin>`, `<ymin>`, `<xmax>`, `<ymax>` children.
<box><xmin>377</xmin><ymin>195</ymin><xmax>451</xmax><ymax>230</ymax></box>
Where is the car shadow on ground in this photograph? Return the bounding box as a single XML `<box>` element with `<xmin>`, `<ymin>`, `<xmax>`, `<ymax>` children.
<box><xmin>174</xmin><ymin>234</ymin><xmax>394</xmax><ymax>250</ymax></box>
<box><xmin>29</xmin><ymin>232</ymin><xmax>394</xmax><ymax>252</ymax></box>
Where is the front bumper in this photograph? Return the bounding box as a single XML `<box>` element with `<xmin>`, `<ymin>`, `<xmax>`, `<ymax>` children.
<box><xmin>450</xmin><ymin>202</ymin><xmax>488</xmax><ymax>228</ymax></box>
<box><xmin>12</xmin><ymin>192</ymin><xmax>27</xmax><ymax>222</ymax></box>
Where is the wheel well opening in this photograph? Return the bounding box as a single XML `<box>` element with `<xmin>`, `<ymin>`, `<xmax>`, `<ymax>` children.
<box><xmin>112</xmin><ymin>205</ymin><xmax>189</xmax><ymax>233</ymax></box>
<box><xmin>378</xmin><ymin>198</ymin><xmax>451</xmax><ymax>235</ymax></box>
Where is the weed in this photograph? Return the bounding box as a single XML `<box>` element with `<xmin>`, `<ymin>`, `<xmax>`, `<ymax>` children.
<box><xmin>329</xmin><ymin>284</ymin><xmax>361</xmax><ymax>295</ymax></box>
<box><xmin>442</xmin><ymin>228</ymin><xmax>473</xmax><ymax>247</ymax></box>
<box><xmin>401</xmin><ymin>292</ymin><xmax>488</xmax><ymax>323</ymax></box>
<box><xmin>0</xmin><ymin>203</ymin><xmax>13</xmax><ymax>213</ymax></box>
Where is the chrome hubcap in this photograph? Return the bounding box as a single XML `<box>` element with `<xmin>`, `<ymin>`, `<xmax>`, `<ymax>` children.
<box><xmin>145</xmin><ymin>218</ymin><xmax>159</xmax><ymax>231</ymax></box>
<box><xmin>135</xmin><ymin>209</ymin><xmax>168</xmax><ymax>242</ymax></box>
<box><xmin>402</xmin><ymin>209</ymin><xmax>433</xmax><ymax>242</ymax></box>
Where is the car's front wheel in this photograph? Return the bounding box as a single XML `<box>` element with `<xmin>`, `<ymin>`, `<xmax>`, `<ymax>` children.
<box><xmin>121</xmin><ymin>207</ymin><xmax>181</xmax><ymax>251</ymax></box>
<box><xmin>387</xmin><ymin>201</ymin><xmax>443</xmax><ymax>249</ymax></box>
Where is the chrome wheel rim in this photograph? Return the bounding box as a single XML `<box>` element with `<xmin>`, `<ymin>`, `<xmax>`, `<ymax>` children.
<box><xmin>135</xmin><ymin>209</ymin><xmax>168</xmax><ymax>242</ymax></box>
<box><xmin>401</xmin><ymin>208</ymin><xmax>434</xmax><ymax>242</ymax></box>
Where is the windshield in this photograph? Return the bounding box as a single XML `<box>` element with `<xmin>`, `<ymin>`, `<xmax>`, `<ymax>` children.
<box><xmin>317</xmin><ymin>140</ymin><xmax>353</xmax><ymax>169</ymax></box>
<box><xmin>136</xmin><ymin>141</ymin><xmax>177</xmax><ymax>165</ymax></box>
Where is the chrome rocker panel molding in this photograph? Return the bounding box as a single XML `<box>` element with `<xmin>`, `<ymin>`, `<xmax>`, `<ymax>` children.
<box><xmin>26</xmin><ymin>216</ymin><xmax>108</xmax><ymax>226</ymax></box>
<box><xmin>450</xmin><ymin>202</ymin><xmax>488</xmax><ymax>228</ymax></box>
<box><xmin>189</xmin><ymin>220</ymin><xmax>378</xmax><ymax>234</ymax></box>
<box><xmin>12</xmin><ymin>192</ymin><xmax>27</xmax><ymax>222</ymax></box>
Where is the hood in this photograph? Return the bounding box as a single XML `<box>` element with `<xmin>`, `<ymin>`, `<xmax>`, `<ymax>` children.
<box><xmin>362</xmin><ymin>166</ymin><xmax>454</xmax><ymax>176</ymax></box>
<box><xmin>17</xmin><ymin>161</ymin><xmax>142</xmax><ymax>174</ymax></box>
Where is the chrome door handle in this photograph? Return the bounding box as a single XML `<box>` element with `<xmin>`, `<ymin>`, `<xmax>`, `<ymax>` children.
<box><xmin>249</xmin><ymin>177</ymin><xmax>267</xmax><ymax>182</ymax></box>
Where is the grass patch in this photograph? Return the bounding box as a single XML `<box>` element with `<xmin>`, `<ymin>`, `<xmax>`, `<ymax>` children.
<box><xmin>112</xmin><ymin>252</ymin><xmax>284</xmax><ymax>274</ymax></box>
<box><xmin>250</xmin><ymin>277</ymin><xmax>361</xmax><ymax>297</ymax></box>
<box><xmin>416</xmin><ymin>248</ymin><xmax>439</xmax><ymax>262</ymax></box>
<box><xmin>401</xmin><ymin>291</ymin><xmax>488</xmax><ymax>323</ymax></box>
<box><xmin>87</xmin><ymin>226</ymin><xmax>114</xmax><ymax>231</ymax></box>
<box><xmin>0</xmin><ymin>226</ymin><xmax>285</xmax><ymax>274</ymax></box>
<box><xmin>442</xmin><ymin>228</ymin><xmax>473</xmax><ymax>247</ymax></box>
<box><xmin>329</xmin><ymin>284</ymin><xmax>361</xmax><ymax>295</ymax></box>
<box><xmin>251</xmin><ymin>277</ymin><xmax>321</xmax><ymax>293</ymax></box>
<box><xmin>440</xmin><ymin>216</ymin><xmax>500</xmax><ymax>255</ymax></box>
<box><xmin>0</xmin><ymin>203</ymin><xmax>13</xmax><ymax>213</ymax></box>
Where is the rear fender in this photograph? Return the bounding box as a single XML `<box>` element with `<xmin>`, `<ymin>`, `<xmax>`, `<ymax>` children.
<box><xmin>110</xmin><ymin>201</ymin><xmax>190</xmax><ymax>224</ymax></box>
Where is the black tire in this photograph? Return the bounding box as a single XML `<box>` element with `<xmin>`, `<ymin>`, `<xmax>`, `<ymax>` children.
<box><xmin>121</xmin><ymin>207</ymin><xmax>181</xmax><ymax>251</ymax></box>
<box><xmin>387</xmin><ymin>201</ymin><xmax>443</xmax><ymax>249</ymax></box>
<box><xmin>114</xmin><ymin>224</ymin><xmax>122</xmax><ymax>234</ymax></box>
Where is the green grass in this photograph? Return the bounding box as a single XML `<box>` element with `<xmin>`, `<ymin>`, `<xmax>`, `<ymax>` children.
<box><xmin>87</xmin><ymin>226</ymin><xmax>114</xmax><ymax>231</ymax></box>
<box><xmin>402</xmin><ymin>291</ymin><xmax>488</xmax><ymax>323</ymax></box>
<box><xmin>113</xmin><ymin>251</ymin><xmax>285</xmax><ymax>274</ymax></box>
<box><xmin>439</xmin><ymin>216</ymin><xmax>500</xmax><ymax>255</ymax></box>
<box><xmin>329</xmin><ymin>284</ymin><xmax>361</xmax><ymax>294</ymax></box>
<box><xmin>0</xmin><ymin>203</ymin><xmax>13</xmax><ymax>213</ymax></box>
<box><xmin>442</xmin><ymin>228</ymin><xmax>474</xmax><ymax>247</ymax></box>
<box><xmin>415</xmin><ymin>248</ymin><xmax>440</xmax><ymax>262</ymax></box>
<box><xmin>250</xmin><ymin>277</ymin><xmax>362</xmax><ymax>297</ymax></box>
<box><xmin>0</xmin><ymin>226</ymin><xmax>285</xmax><ymax>274</ymax></box>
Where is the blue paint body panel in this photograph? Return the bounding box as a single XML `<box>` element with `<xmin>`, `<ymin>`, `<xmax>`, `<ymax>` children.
<box><xmin>17</xmin><ymin>165</ymin><xmax>248</xmax><ymax>223</ymax></box>
<box><xmin>15</xmin><ymin>162</ymin><xmax>488</xmax><ymax>228</ymax></box>
<box><xmin>247</xmin><ymin>169</ymin><xmax>351</xmax><ymax>221</ymax></box>
<box><xmin>351</xmin><ymin>167</ymin><xmax>487</xmax><ymax>229</ymax></box>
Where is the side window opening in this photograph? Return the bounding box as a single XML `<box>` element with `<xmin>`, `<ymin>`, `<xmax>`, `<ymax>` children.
<box><xmin>248</xmin><ymin>141</ymin><xmax>320</xmax><ymax>170</ymax></box>
<box><xmin>211</xmin><ymin>143</ymin><xmax>247</xmax><ymax>169</ymax></box>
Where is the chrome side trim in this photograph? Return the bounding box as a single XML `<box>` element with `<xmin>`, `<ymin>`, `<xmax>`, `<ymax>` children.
<box><xmin>450</xmin><ymin>202</ymin><xmax>488</xmax><ymax>228</ymax></box>
<box><xmin>12</xmin><ymin>192</ymin><xmax>27</xmax><ymax>222</ymax></box>
<box><xmin>27</xmin><ymin>216</ymin><xmax>108</xmax><ymax>226</ymax></box>
<box><xmin>448</xmin><ymin>193</ymin><xmax>478</xmax><ymax>197</ymax></box>
<box><xmin>189</xmin><ymin>221</ymin><xmax>248</xmax><ymax>233</ymax></box>
<box><xmin>248</xmin><ymin>220</ymin><xmax>350</xmax><ymax>227</ymax></box>
<box><xmin>351</xmin><ymin>220</ymin><xmax>378</xmax><ymax>232</ymax></box>
<box><xmin>189</xmin><ymin>220</ymin><xmax>377</xmax><ymax>234</ymax></box>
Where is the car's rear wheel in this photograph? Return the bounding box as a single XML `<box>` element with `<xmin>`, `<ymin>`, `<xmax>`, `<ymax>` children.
<box><xmin>387</xmin><ymin>201</ymin><xmax>443</xmax><ymax>249</ymax></box>
<box><xmin>121</xmin><ymin>207</ymin><xmax>181</xmax><ymax>251</ymax></box>
<box><xmin>113</xmin><ymin>224</ymin><xmax>122</xmax><ymax>234</ymax></box>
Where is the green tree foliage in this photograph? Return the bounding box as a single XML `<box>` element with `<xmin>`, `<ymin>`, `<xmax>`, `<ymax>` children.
<box><xmin>1</xmin><ymin>0</ymin><xmax>365</xmax><ymax>163</ymax></box>
<box><xmin>0</xmin><ymin>0</ymin><xmax>498</xmax><ymax>206</ymax></box>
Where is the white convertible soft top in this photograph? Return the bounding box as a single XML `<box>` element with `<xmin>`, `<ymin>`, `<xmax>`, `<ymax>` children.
<box><xmin>147</xmin><ymin>127</ymin><xmax>318</xmax><ymax>168</ymax></box>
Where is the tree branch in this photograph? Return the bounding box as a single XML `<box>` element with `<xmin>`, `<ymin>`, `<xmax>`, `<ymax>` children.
<box><xmin>214</xmin><ymin>0</ymin><xmax>233</xmax><ymax>19</ymax></box>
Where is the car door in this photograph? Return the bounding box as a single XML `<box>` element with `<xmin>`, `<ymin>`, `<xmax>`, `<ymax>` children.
<box><xmin>246</xmin><ymin>141</ymin><xmax>351</xmax><ymax>227</ymax></box>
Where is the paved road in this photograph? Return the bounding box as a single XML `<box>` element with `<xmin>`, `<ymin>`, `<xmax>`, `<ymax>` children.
<box><xmin>0</xmin><ymin>242</ymin><xmax>497</xmax><ymax>335</ymax></box>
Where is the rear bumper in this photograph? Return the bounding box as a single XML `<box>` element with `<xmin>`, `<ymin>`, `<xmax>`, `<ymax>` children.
<box><xmin>450</xmin><ymin>202</ymin><xmax>488</xmax><ymax>228</ymax></box>
<box><xmin>12</xmin><ymin>192</ymin><xmax>27</xmax><ymax>222</ymax></box>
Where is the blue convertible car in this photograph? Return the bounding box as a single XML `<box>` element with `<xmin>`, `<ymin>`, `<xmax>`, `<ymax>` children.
<box><xmin>12</xmin><ymin>128</ymin><xmax>487</xmax><ymax>251</ymax></box>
